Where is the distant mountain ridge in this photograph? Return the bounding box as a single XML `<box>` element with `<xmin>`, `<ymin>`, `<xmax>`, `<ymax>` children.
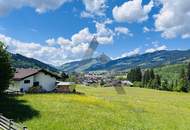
<box><xmin>10</xmin><ymin>49</ymin><xmax>190</xmax><ymax>73</ymax></box>
<box><xmin>11</xmin><ymin>53</ymin><xmax>58</xmax><ymax>72</ymax></box>
<box><xmin>60</xmin><ymin>53</ymin><xmax>111</xmax><ymax>72</ymax></box>
<box><xmin>60</xmin><ymin>50</ymin><xmax>190</xmax><ymax>72</ymax></box>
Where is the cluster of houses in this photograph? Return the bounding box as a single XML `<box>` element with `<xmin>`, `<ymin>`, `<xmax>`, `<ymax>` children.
<box><xmin>8</xmin><ymin>68</ymin><xmax>133</xmax><ymax>93</ymax></box>
<box><xmin>77</xmin><ymin>72</ymin><xmax>133</xmax><ymax>87</ymax></box>
<box><xmin>8</xmin><ymin>68</ymin><xmax>75</xmax><ymax>93</ymax></box>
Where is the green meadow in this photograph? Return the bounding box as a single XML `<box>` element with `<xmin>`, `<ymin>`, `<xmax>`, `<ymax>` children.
<box><xmin>2</xmin><ymin>86</ymin><xmax>190</xmax><ymax>130</ymax></box>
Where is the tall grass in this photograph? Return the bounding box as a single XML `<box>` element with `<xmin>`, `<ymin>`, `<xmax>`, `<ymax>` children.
<box><xmin>5</xmin><ymin>86</ymin><xmax>190</xmax><ymax>130</ymax></box>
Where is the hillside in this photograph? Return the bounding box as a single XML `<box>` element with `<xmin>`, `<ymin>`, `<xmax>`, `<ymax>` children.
<box><xmin>11</xmin><ymin>53</ymin><xmax>58</xmax><ymax>72</ymax></box>
<box><xmin>60</xmin><ymin>53</ymin><xmax>111</xmax><ymax>72</ymax></box>
<box><xmin>60</xmin><ymin>50</ymin><xmax>190</xmax><ymax>72</ymax></box>
<box><xmin>155</xmin><ymin>63</ymin><xmax>187</xmax><ymax>81</ymax></box>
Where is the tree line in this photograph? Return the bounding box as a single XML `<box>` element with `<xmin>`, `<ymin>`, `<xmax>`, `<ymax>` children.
<box><xmin>127</xmin><ymin>65</ymin><xmax>190</xmax><ymax>92</ymax></box>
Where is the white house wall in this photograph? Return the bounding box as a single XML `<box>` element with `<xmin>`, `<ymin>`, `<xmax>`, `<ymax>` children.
<box><xmin>34</xmin><ymin>72</ymin><xmax>56</xmax><ymax>91</ymax></box>
<box><xmin>9</xmin><ymin>72</ymin><xmax>57</xmax><ymax>92</ymax></box>
<box><xmin>9</xmin><ymin>81</ymin><xmax>21</xmax><ymax>91</ymax></box>
<box><xmin>10</xmin><ymin>76</ymin><xmax>34</xmax><ymax>91</ymax></box>
<box><xmin>20</xmin><ymin>76</ymin><xmax>34</xmax><ymax>91</ymax></box>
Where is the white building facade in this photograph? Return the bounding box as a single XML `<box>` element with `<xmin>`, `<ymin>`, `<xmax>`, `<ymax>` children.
<box><xmin>9</xmin><ymin>69</ymin><xmax>59</xmax><ymax>92</ymax></box>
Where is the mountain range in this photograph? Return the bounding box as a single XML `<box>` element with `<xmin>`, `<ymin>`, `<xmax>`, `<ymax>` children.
<box><xmin>60</xmin><ymin>53</ymin><xmax>111</xmax><ymax>72</ymax></box>
<box><xmin>10</xmin><ymin>49</ymin><xmax>190</xmax><ymax>73</ymax></box>
<box><xmin>60</xmin><ymin>50</ymin><xmax>190</xmax><ymax>72</ymax></box>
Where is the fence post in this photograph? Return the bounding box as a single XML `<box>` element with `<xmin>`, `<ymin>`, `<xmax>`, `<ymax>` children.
<box><xmin>23</xmin><ymin>126</ymin><xmax>27</xmax><ymax>130</ymax></box>
<box><xmin>9</xmin><ymin>119</ymin><xmax>13</xmax><ymax>130</ymax></box>
<box><xmin>0</xmin><ymin>113</ymin><xmax>2</xmax><ymax>122</ymax></box>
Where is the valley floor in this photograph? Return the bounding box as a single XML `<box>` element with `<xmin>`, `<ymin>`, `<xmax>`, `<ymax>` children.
<box><xmin>3</xmin><ymin>86</ymin><xmax>190</xmax><ymax>130</ymax></box>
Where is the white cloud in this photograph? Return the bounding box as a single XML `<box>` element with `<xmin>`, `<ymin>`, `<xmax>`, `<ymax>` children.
<box><xmin>113</xmin><ymin>48</ymin><xmax>140</xmax><ymax>59</ymax></box>
<box><xmin>143</xmin><ymin>26</ymin><xmax>151</xmax><ymax>33</ymax></box>
<box><xmin>81</xmin><ymin>0</ymin><xmax>107</xmax><ymax>17</ymax></box>
<box><xmin>112</xmin><ymin>0</ymin><xmax>153</xmax><ymax>23</ymax></box>
<box><xmin>57</xmin><ymin>37</ymin><xmax>72</xmax><ymax>46</ymax></box>
<box><xmin>145</xmin><ymin>45</ymin><xmax>167</xmax><ymax>53</ymax></box>
<box><xmin>151</xmin><ymin>41</ymin><xmax>159</xmax><ymax>47</ymax></box>
<box><xmin>30</xmin><ymin>28</ymin><xmax>38</xmax><ymax>33</ymax></box>
<box><xmin>71</xmin><ymin>28</ymin><xmax>94</xmax><ymax>45</ymax></box>
<box><xmin>121</xmin><ymin>48</ymin><xmax>140</xmax><ymax>57</ymax></box>
<box><xmin>0</xmin><ymin>33</ymin><xmax>88</xmax><ymax>65</ymax></box>
<box><xmin>0</xmin><ymin>24</ymin><xmax>115</xmax><ymax>65</ymax></box>
<box><xmin>0</xmin><ymin>0</ymin><xmax>71</xmax><ymax>15</ymax></box>
<box><xmin>155</xmin><ymin>0</ymin><xmax>190</xmax><ymax>39</ymax></box>
<box><xmin>102</xmin><ymin>18</ymin><xmax>113</xmax><ymax>25</ymax></box>
<box><xmin>95</xmin><ymin>22</ymin><xmax>114</xmax><ymax>44</ymax></box>
<box><xmin>80</xmin><ymin>11</ymin><xmax>94</xmax><ymax>18</ymax></box>
<box><xmin>46</xmin><ymin>38</ymin><xmax>56</xmax><ymax>46</ymax></box>
<box><xmin>115</xmin><ymin>27</ymin><xmax>133</xmax><ymax>36</ymax></box>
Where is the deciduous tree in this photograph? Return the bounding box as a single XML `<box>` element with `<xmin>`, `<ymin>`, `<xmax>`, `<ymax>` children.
<box><xmin>0</xmin><ymin>41</ymin><xmax>14</xmax><ymax>94</ymax></box>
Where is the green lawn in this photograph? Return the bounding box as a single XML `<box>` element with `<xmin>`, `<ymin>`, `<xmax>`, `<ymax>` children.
<box><xmin>2</xmin><ymin>86</ymin><xmax>190</xmax><ymax>130</ymax></box>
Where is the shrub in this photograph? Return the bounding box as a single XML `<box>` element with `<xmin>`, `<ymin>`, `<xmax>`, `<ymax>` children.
<box><xmin>133</xmin><ymin>81</ymin><xmax>143</xmax><ymax>88</ymax></box>
<box><xmin>28</xmin><ymin>86</ymin><xmax>45</xmax><ymax>93</ymax></box>
<box><xmin>180</xmin><ymin>80</ymin><xmax>190</xmax><ymax>92</ymax></box>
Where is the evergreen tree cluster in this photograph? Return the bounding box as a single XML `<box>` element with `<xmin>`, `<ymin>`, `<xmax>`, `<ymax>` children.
<box><xmin>127</xmin><ymin>67</ymin><xmax>175</xmax><ymax>91</ymax></box>
<box><xmin>142</xmin><ymin>69</ymin><xmax>161</xmax><ymax>89</ymax></box>
<box><xmin>178</xmin><ymin>63</ymin><xmax>190</xmax><ymax>92</ymax></box>
<box><xmin>127</xmin><ymin>63</ymin><xmax>190</xmax><ymax>93</ymax></box>
<box><xmin>127</xmin><ymin>67</ymin><xmax>142</xmax><ymax>82</ymax></box>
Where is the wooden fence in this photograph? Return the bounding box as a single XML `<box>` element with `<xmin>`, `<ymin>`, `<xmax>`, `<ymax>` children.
<box><xmin>0</xmin><ymin>114</ymin><xmax>27</xmax><ymax>130</ymax></box>
<box><xmin>4</xmin><ymin>90</ymin><xmax>24</xmax><ymax>95</ymax></box>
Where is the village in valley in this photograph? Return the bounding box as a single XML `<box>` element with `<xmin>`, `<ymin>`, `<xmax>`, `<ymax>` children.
<box><xmin>7</xmin><ymin>67</ymin><xmax>133</xmax><ymax>94</ymax></box>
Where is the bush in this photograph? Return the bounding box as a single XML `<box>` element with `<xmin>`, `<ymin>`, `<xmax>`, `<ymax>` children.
<box><xmin>28</xmin><ymin>86</ymin><xmax>45</xmax><ymax>93</ymax></box>
<box><xmin>133</xmin><ymin>81</ymin><xmax>143</xmax><ymax>87</ymax></box>
<box><xmin>180</xmin><ymin>80</ymin><xmax>190</xmax><ymax>92</ymax></box>
<box><xmin>100</xmin><ymin>79</ymin><xmax>106</xmax><ymax>86</ymax></box>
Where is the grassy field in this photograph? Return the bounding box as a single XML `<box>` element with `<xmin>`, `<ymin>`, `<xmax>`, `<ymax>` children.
<box><xmin>2</xmin><ymin>86</ymin><xmax>190</xmax><ymax>130</ymax></box>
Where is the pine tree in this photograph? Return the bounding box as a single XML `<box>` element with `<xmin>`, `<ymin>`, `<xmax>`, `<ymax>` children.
<box><xmin>175</xmin><ymin>80</ymin><xmax>178</xmax><ymax>88</ymax></box>
<box><xmin>179</xmin><ymin>68</ymin><xmax>189</xmax><ymax>92</ymax></box>
<box><xmin>161</xmin><ymin>79</ymin><xmax>169</xmax><ymax>90</ymax></box>
<box><xmin>135</xmin><ymin>67</ymin><xmax>142</xmax><ymax>82</ymax></box>
<box><xmin>142</xmin><ymin>69</ymin><xmax>152</xmax><ymax>87</ymax></box>
<box><xmin>142</xmin><ymin>70</ymin><xmax>147</xmax><ymax>86</ymax></box>
<box><xmin>61</xmin><ymin>72</ymin><xmax>69</xmax><ymax>81</ymax></box>
<box><xmin>180</xmin><ymin>68</ymin><xmax>186</xmax><ymax>80</ymax></box>
<box><xmin>150</xmin><ymin>69</ymin><xmax>155</xmax><ymax>80</ymax></box>
<box><xmin>127</xmin><ymin>68</ymin><xmax>142</xmax><ymax>82</ymax></box>
<box><xmin>0</xmin><ymin>41</ymin><xmax>14</xmax><ymax>94</ymax></box>
<box><xmin>154</xmin><ymin>74</ymin><xmax>161</xmax><ymax>89</ymax></box>
<box><xmin>169</xmin><ymin>80</ymin><xmax>174</xmax><ymax>91</ymax></box>
<box><xmin>127</xmin><ymin>70</ymin><xmax>132</xmax><ymax>82</ymax></box>
<box><xmin>187</xmin><ymin>63</ymin><xmax>190</xmax><ymax>81</ymax></box>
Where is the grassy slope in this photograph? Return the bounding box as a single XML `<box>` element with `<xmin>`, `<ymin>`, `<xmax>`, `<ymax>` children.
<box><xmin>8</xmin><ymin>86</ymin><xmax>190</xmax><ymax>130</ymax></box>
<box><xmin>155</xmin><ymin>64</ymin><xmax>187</xmax><ymax>81</ymax></box>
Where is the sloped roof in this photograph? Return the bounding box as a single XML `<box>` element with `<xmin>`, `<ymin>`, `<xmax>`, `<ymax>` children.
<box><xmin>13</xmin><ymin>68</ymin><xmax>60</xmax><ymax>81</ymax></box>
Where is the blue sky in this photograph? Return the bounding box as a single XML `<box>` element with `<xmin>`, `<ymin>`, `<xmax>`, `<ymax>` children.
<box><xmin>0</xmin><ymin>0</ymin><xmax>190</xmax><ymax>65</ymax></box>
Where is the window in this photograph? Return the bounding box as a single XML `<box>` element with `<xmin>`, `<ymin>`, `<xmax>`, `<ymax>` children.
<box><xmin>20</xmin><ymin>88</ymin><xmax>23</xmax><ymax>92</ymax></box>
<box><xmin>24</xmin><ymin>80</ymin><xmax>30</xmax><ymax>84</ymax></box>
<box><xmin>33</xmin><ymin>82</ymin><xmax>39</xmax><ymax>86</ymax></box>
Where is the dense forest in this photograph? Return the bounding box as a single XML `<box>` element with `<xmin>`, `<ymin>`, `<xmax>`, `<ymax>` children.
<box><xmin>127</xmin><ymin>63</ymin><xmax>190</xmax><ymax>92</ymax></box>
